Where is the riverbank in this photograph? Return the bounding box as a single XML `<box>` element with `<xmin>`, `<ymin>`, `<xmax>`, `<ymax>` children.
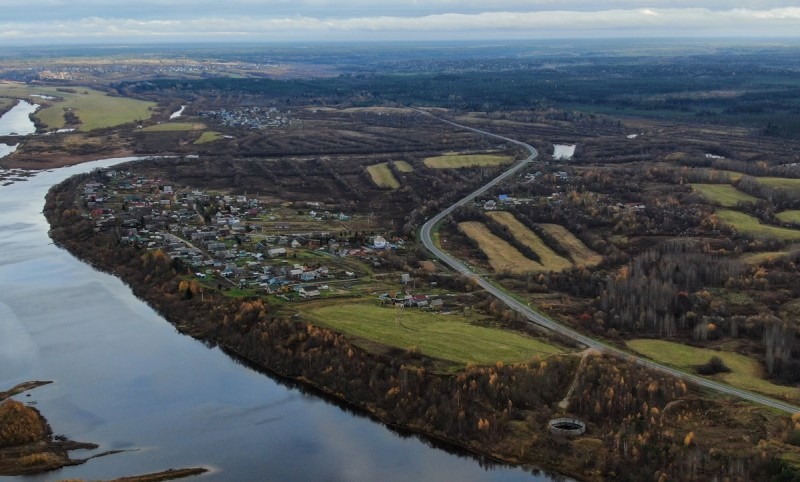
<box><xmin>43</xmin><ymin>170</ymin><xmax>800</xmax><ymax>481</ymax></box>
<box><xmin>0</xmin><ymin>382</ymin><xmax>208</xmax><ymax>480</ymax></box>
<box><xmin>0</xmin><ymin>381</ymin><xmax>99</xmax><ymax>476</ymax></box>
<box><xmin>0</xmin><ymin>147</ymin><xmax>136</xmax><ymax>170</ymax></box>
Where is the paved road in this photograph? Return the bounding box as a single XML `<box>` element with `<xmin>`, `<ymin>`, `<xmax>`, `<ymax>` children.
<box><xmin>417</xmin><ymin>111</ymin><xmax>800</xmax><ymax>414</ymax></box>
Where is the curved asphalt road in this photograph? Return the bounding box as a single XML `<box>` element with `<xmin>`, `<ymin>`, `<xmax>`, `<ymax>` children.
<box><xmin>417</xmin><ymin>110</ymin><xmax>800</xmax><ymax>414</ymax></box>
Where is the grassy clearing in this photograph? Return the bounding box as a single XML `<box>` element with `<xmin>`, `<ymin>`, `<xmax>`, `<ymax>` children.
<box><xmin>28</xmin><ymin>87</ymin><xmax>156</xmax><ymax>131</ymax></box>
<box><xmin>141</xmin><ymin>122</ymin><xmax>204</xmax><ymax>132</ymax></box>
<box><xmin>539</xmin><ymin>223</ymin><xmax>603</xmax><ymax>267</ymax></box>
<box><xmin>306</xmin><ymin>302</ymin><xmax>562</xmax><ymax>365</ymax></box>
<box><xmin>366</xmin><ymin>163</ymin><xmax>400</xmax><ymax>189</ymax></box>
<box><xmin>739</xmin><ymin>251</ymin><xmax>791</xmax><ymax>265</ymax></box>
<box><xmin>194</xmin><ymin>131</ymin><xmax>224</xmax><ymax>144</ymax></box>
<box><xmin>717</xmin><ymin>209</ymin><xmax>800</xmax><ymax>240</ymax></box>
<box><xmin>777</xmin><ymin>210</ymin><xmax>800</xmax><ymax>224</ymax></box>
<box><xmin>459</xmin><ymin>221</ymin><xmax>544</xmax><ymax>273</ymax></box>
<box><xmin>691</xmin><ymin>184</ymin><xmax>759</xmax><ymax>207</ymax></box>
<box><xmin>487</xmin><ymin>212</ymin><xmax>572</xmax><ymax>272</ymax></box>
<box><xmin>627</xmin><ymin>339</ymin><xmax>799</xmax><ymax>401</ymax></box>
<box><xmin>424</xmin><ymin>153</ymin><xmax>512</xmax><ymax>169</ymax></box>
<box><xmin>758</xmin><ymin>177</ymin><xmax>800</xmax><ymax>194</ymax></box>
<box><xmin>393</xmin><ymin>160</ymin><xmax>414</xmax><ymax>172</ymax></box>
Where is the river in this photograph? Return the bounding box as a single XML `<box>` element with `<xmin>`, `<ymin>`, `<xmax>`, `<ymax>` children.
<box><xmin>0</xmin><ymin>157</ymin><xmax>558</xmax><ymax>481</ymax></box>
<box><xmin>0</xmin><ymin>99</ymin><xmax>38</xmax><ymax>136</ymax></box>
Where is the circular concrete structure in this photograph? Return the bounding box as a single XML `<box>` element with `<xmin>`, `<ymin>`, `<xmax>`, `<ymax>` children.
<box><xmin>548</xmin><ymin>417</ymin><xmax>586</xmax><ymax>437</ymax></box>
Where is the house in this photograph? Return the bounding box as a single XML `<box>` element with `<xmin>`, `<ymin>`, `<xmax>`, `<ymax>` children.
<box><xmin>400</xmin><ymin>273</ymin><xmax>412</xmax><ymax>284</ymax></box>
<box><xmin>373</xmin><ymin>235</ymin><xmax>388</xmax><ymax>249</ymax></box>
<box><xmin>301</xmin><ymin>271</ymin><xmax>317</xmax><ymax>282</ymax></box>
<box><xmin>291</xmin><ymin>238</ymin><xmax>302</xmax><ymax>249</ymax></box>
<box><xmin>300</xmin><ymin>289</ymin><xmax>320</xmax><ymax>299</ymax></box>
<box><xmin>268</xmin><ymin>247</ymin><xmax>287</xmax><ymax>258</ymax></box>
<box><xmin>484</xmin><ymin>200</ymin><xmax>497</xmax><ymax>210</ymax></box>
<box><xmin>430</xmin><ymin>299</ymin><xmax>444</xmax><ymax>310</ymax></box>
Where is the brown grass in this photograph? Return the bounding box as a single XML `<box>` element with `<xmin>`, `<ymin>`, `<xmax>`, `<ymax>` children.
<box><xmin>486</xmin><ymin>212</ymin><xmax>572</xmax><ymax>271</ymax></box>
<box><xmin>539</xmin><ymin>224</ymin><xmax>603</xmax><ymax>267</ymax></box>
<box><xmin>459</xmin><ymin>221</ymin><xmax>543</xmax><ymax>273</ymax></box>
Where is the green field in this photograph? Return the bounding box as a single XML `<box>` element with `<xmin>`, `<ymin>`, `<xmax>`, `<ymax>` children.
<box><xmin>393</xmin><ymin>160</ymin><xmax>414</xmax><ymax>172</ymax></box>
<box><xmin>307</xmin><ymin>302</ymin><xmax>562</xmax><ymax>365</ymax></box>
<box><xmin>627</xmin><ymin>339</ymin><xmax>799</xmax><ymax>401</ymax></box>
<box><xmin>459</xmin><ymin>221</ymin><xmax>544</xmax><ymax>273</ymax></box>
<box><xmin>740</xmin><ymin>251</ymin><xmax>790</xmax><ymax>265</ymax></box>
<box><xmin>717</xmin><ymin>209</ymin><xmax>800</xmax><ymax>240</ymax></box>
<box><xmin>142</xmin><ymin>122</ymin><xmax>204</xmax><ymax>132</ymax></box>
<box><xmin>777</xmin><ymin>210</ymin><xmax>800</xmax><ymax>224</ymax></box>
<box><xmin>691</xmin><ymin>184</ymin><xmax>759</xmax><ymax>207</ymax></box>
<box><xmin>24</xmin><ymin>86</ymin><xmax>157</xmax><ymax>131</ymax></box>
<box><xmin>194</xmin><ymin>131</ymin><xmax>224</xmax><ymax>144</ymax></box>
<box><xmin>758</xmin><ymin>177</ymin><xmax>800</xmax><ymax>194</ymax></box>
<box><xmin>539</xmin><ymin>223</ymin><xmax>603</xmax><ymax>267</ymax></box>
<box><xmin>424</xmin><ymin>153</ymin><xmax>513</xmax><ymax>169</ymax></box>
<box><xmin>486</xmin><ymin>212</ymin><xmax>572</xmax><ymax>272</ymax></box>
<box><xmin>367</xmin><ymin>163</ymin><xmax>400</xmax><ymax>189</ymax></box>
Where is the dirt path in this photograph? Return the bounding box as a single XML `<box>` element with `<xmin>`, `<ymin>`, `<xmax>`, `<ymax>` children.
<box><xmin>558</xmin><ymin>349</ymin><xmax>600</xmax><ymax>411</ymax></box>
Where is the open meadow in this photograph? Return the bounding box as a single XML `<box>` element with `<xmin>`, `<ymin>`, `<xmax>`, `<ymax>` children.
<box><xmin>393</xmin><ymin>160</ymin><xmax>414</xmax><ymax>172</ymax></box>
<box><xmin>367</xmin><ymin>162</ymin><xmax>400</xmax><ymax>189</ymax></box>
<box><xmin>539</xmin><ymin>223</ymin><xmax>603</xmax><ymax>267</ymax></box>
<box><xmin>691</xmin><ymin>184</ymin><xmax>759</xmax><ymax>207</ymax></box>
<box><xmin>487</xmin><ymin>212</ymin><xmax>572</xmax><ymax>271</ymax></box>
<box><xmin>627</xmin><ymin>339</ymin><xmax>799</xmax><ymax>401</ymax></box>
<box><xmin>424</xmin><ymin>153</ymin><xmax>512</xmax><ymax>169</ymax></box>
<box><xmin>25</xmin><ymin>86</ymin><xmax>156</xmax><ymax>131</ymax></box>
<box><xmin>141</xmin><ymin>122</ymin><xmax>204</xmax><ymax>132</ymax></box>
<box><xmin>717</xmin><ymin>209</ymin><xmax>800</xmax><ymax>240</ymax></box>
<box><xmin>459</xmin><ymin>221</ymin><xmax>544</xmax><ymax>273</ymax></box>
<box><xmin>194</xmin><ymin>131</ymin><xmax>224</xmax><ymax>144</ymax></box>
<box><xmin>306</xmin><ymin>302</ymin><xmax>563</xmax><ymax>366</ymax></box>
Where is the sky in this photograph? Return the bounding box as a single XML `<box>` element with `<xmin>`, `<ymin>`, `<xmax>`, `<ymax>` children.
<box><xmin>2</xmin><ymin>1</ymin><xmax>800</xmax><ymax>45</ymax></box>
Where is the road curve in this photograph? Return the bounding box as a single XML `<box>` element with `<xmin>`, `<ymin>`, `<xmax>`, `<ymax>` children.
<box><xmin>417</xmin><ymin>110</ymin><xmax>800</xmax><ymax>414</ymax></box>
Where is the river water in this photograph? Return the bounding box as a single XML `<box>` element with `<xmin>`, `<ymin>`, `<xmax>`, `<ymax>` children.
<box><xmin>0</xmin><ymin>99</ymin><xmax>38</xmax><ymax>136</ymax></box>
<box><xmin>0</xmin><ymin>157</ymin><xmax>557</xmax><ymax>481</ymax></box>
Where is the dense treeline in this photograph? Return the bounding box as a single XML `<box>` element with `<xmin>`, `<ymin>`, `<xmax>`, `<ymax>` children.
<box><xmin>116</xmin><ymin>52</ymin><xmax>800</xmax><ymax>136</ymax></box>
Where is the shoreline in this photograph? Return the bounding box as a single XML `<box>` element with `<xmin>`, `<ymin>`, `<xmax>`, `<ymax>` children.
<box><xmin>40</xmin><ymin>166</ymin><xmax>800</xmax><ymax>482</ymax></box>
<box><xmin>43</xmin><ymin>171</ymin><xmax>588</xmax><ymax>481</ymax></box>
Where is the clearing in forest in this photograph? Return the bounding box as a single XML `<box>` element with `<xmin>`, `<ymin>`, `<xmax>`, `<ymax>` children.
<box><xmin>306</xmin><ymin>302</ymin><xmax>562</xmax><ymax>366</ymax></box>
<box><xmin>739</xmin><ymin>251</ymin><xmax>791</xmax><ymax>265</ymax></box>
<box><xmin>424</xmin><ymin>153</ymin><xmax>512</xmax><ymax>169</ymax></box>
<box><xmin>194</xmin><ymin>131</ymin><xmax>224</xmax><ymax>144</ymax></box>
<box><xmin>691</xmin><ymin>184</ymin><xmax>759</xmax><ymax>207</ymax></box>
<box><xmin>539</xmin><ymin>224</ymin><xmax>603</xmax><ymax>267</ymax></box>
<box><xmin>717</xmin><ymin>209</ymin><xmax>800</xmax><ymax>241</ymax></box>
<box><xmin>777</xmin><ymin>210</ymin><xmax>800</xmax><ymax>224</ymax></box>
<box><xmin>627</xmin><ymin>339</ymin><xmax>799</xmax><ymax>401</ymax></box>
<box><xmin>142</xmin><ymin>122</ymin><xmax>205</xmax><ymax>132</ymax></box>
<box><xmin>459</xmin><ymin>221</ymin><xmax>543</xmax><ymax>273</ymax></box>
<box><xmin>367</xmin><ymin>163</ymin><xmax>400</xmax><ymax>189</ymax></box>
<box><xmin>393</xmin><ymin>160</ymin><xmax>414</xmax><ymax>172</ymax></box>
<box><xmin>757</xmin><ymin>177</ymin><xmax>800</xmax><ymax>194</ymax></box>
<box><xmin>486</xmin><ymin>212</ymin><xmax>572</xmax><ymax>272</ymax></box>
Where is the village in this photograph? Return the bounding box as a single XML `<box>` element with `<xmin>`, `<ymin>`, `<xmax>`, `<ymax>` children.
<box><xmin>80</xmin><ymin>167</ymin><xmax>451</xmax><ymax>310</ymax></box>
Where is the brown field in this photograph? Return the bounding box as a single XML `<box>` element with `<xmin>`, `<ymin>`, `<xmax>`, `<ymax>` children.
<box><xmin>539</xmin><ymin>224</ymin><xmax>603</xmax><ymax>267</ymax></box>
<box><xmin>486</xmin><ymin>212</ymin><xmax>572</xmax><ymax>272</ymax></box>
<box><xmin>459</xmin><ymin>221</ymin><xmax>543</xmax><ymax>273</ymax></box>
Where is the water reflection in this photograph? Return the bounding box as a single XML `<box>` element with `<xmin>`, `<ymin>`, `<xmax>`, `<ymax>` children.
<box><xmin>0</xmin><ymin>157</ymin><xmax>560</xmax><ymax>481</ymax></box>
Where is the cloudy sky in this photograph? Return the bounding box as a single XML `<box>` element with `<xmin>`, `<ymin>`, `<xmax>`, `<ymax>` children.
<box><xmin>2</xmin><ymin>0</ymin><xmax>800</xmax><ymax>45</ymax></box>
